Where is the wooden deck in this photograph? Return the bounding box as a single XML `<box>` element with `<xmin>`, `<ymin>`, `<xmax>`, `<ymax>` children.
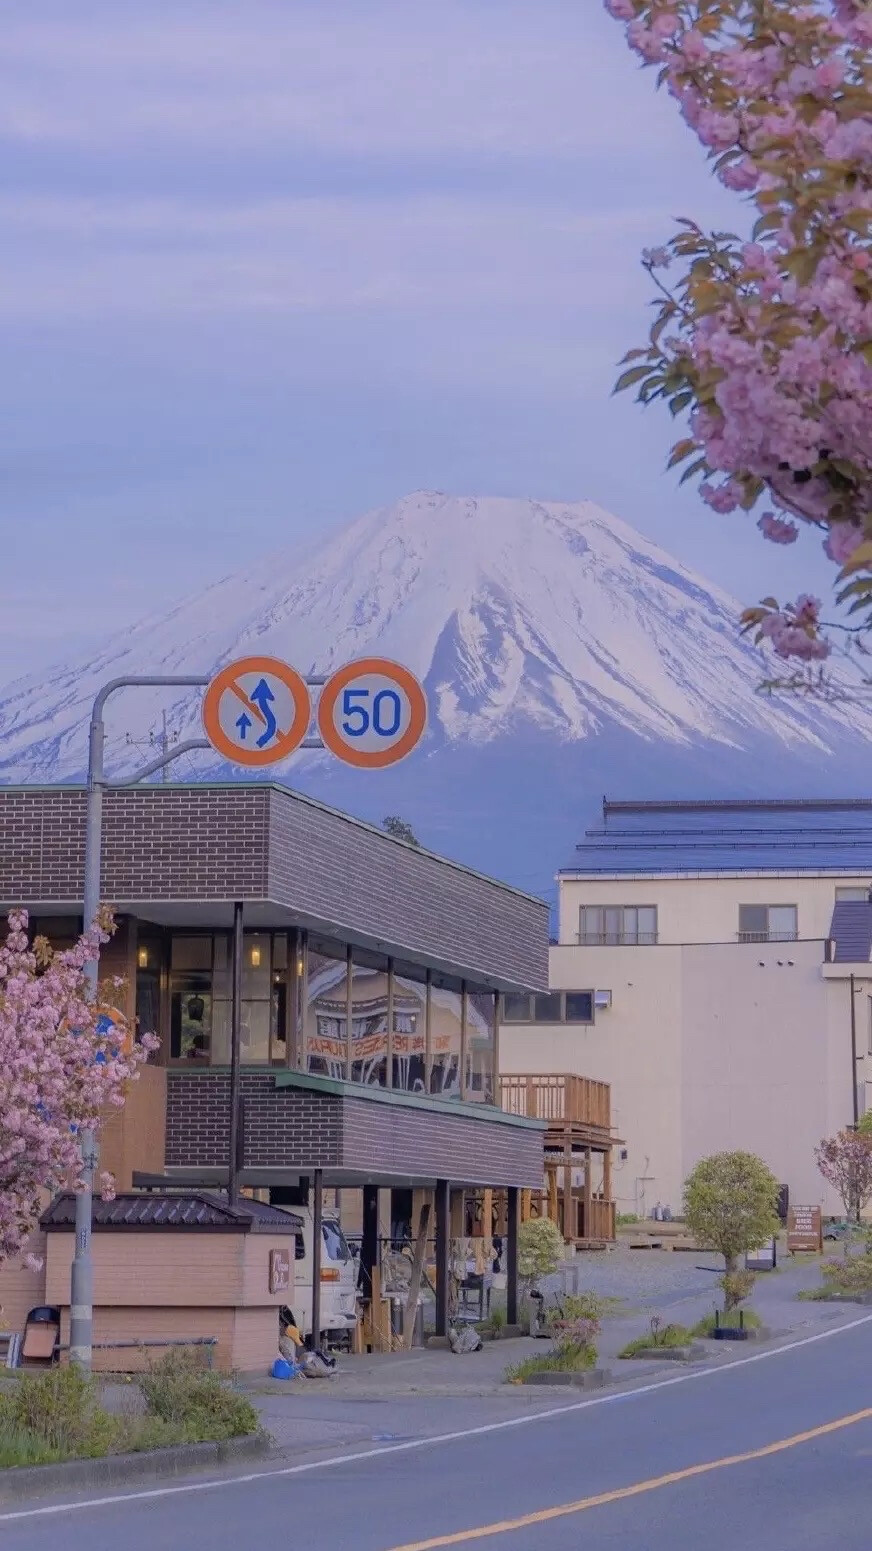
<box><xmin>499</xmin><ymin>1074</ymin><xmax>621</xmax><ymax>1246</ymax></box>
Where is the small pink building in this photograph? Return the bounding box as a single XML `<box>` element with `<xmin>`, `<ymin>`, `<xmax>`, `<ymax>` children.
<box><xmin>10</xmin><ymin>1192</ymin><xmax>302</xmax><ymax>1374</ymax></box>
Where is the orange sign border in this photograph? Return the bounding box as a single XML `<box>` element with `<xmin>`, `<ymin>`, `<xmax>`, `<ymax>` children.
<box><xmin>202</xmin><ymin>656</ymin><xmax>311</xmax><ymax>768</ymax></box>
<box><xmin>317</xmin><ymin>658</ymin><xmax>427</xmax><ymax>769</ymax></box>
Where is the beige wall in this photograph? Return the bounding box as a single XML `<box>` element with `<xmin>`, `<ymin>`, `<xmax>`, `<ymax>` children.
<box><xmin>0</xmin><ymin>1230</ymin><xmax>47</xmax><ymax>1336</ymax></box>
<box><xmin>502</xmin><ymin>937</ymin><xmax>870</xmax><ymax>1217</ymax></box>
<box><xmin>558</xmin><ymin>872</ymin><xmax>868</xmax><ymax>947</ymax></box>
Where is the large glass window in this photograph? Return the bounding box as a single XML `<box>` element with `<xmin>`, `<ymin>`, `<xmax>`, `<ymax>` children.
<box><xmin>169</xmin><ymin>932</ymin><xmax>287</xmax><ymax>1064</ymax></box>
<box><xmin>391</xmin><ymin>963</ymin><xmax>428</xmax><ymax>1094</ymax></box>
<box><xmin>429</xmin><ymin>976</ymin><xmax>462</xmax><ymax>1098</ymax></box>
<box><xmin>135</xmin><ymin>936</ymin><xmax>163</xmax><ymax>1046</ymax></box>
<box><xmin>738</xmin><ymin>905</ymin><xmax>798</xmax><ymax>943</ymax></box>
<box><xmin>306</xmin><ymin>940</ymin><xmax>349</xmax><ymax>1078</ymax></box>
<box><xmin>464</xmin><ymin>990</ymin><xmax>495</xmax><ymax>1104</ymax></box>
<box><xmin>579</xmin><ymin>906</ymin><xmax>658</xmax><ymax>945</ymax></box>
<box><xmin>348</xmin><ymin>950</ymin><xmax>389</xmax><ymax>1088</ymax></box>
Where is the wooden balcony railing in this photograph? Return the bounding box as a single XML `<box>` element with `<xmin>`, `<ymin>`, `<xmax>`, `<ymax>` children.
<box><xmin>499</xmin><ymin>1074</ymin><xmax>611</xmax><ymax>1133</ymax></box>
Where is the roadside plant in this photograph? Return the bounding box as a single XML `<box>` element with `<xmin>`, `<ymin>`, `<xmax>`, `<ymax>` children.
<box><xmin>0</xmin><ymin>909</ymin><xmax>158</xmax><ymax>1266</ymax></box>
<box><xmin>683</xmin><ymin>1151</ymin><xmax>779</xmax><ymax>1309</ymax></box>
<box><xmin>816</xmin><ymin>1128</ymin><xmax>872</xmax><ymax>1222</ymax></box>
<box><xmin>719</xmin><ymin>1268</ymin><xmax>756</xmax><ymax>1313</ymax></box>
<box><xmin>517</xmin><ymin>1217</ymin><xmax>564</xmax><ymax>1292</ymax></box>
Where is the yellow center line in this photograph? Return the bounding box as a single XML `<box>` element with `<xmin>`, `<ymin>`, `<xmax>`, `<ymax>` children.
<box><xmin>229</xmin><ymin>680</ymin><xmax>268</xmax><ymax>726</ymax></box>
<box><xmin>385</xmin><ymin>1407</ymin><xmax>872</xmax><ymax>1551</ymax></box>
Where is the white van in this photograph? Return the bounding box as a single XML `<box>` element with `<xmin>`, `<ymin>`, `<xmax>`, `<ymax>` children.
<box><xmin>288</xmin><ymin>1209</ymin><xmax>358</xmax><ymax>1343</ymax></box>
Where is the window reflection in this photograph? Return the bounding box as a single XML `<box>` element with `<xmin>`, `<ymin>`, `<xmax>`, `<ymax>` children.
<box><xmin>429</xmin><ymin>978</ymin><xmax>462</xmax><ymax>1098</ymax></box>
<box><xmin>348</xmin><ymin>955</ymin><xmax>389</xmax><ymax>1088</ymax></box>
<box><xmin>306</xmin><ymin>943</ymin><xmax>349</xmax><ymax>1079</ymax></box>
<box><xmin>465</xmin><ymin>991</ymin><xmax>495</xmax><ymax>1104</ymax></box>
<box><xmin>391</xmin><ymin>965</ymin><xmax>427</xmax><ymax>1094</ymax></box>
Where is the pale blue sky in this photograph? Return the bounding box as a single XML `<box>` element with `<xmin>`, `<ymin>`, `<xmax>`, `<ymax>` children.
<box><xmin>0</xmin><ymin>0</ymin><xmax>831</xmax><ymax>679</ymax></box>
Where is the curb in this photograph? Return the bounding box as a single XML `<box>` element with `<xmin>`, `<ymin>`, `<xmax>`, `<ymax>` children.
<box><xmin>0</xmin><ymin>1431</ymin><xmax>271</xmax><ymax>1503</ymax></box>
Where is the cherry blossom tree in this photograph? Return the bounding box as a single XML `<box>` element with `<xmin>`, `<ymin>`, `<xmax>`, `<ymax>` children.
<box><xmin>605</xmin><ymin>0</ymin><xmax>872</xmax><ymax>664</ymax></box>
<box><xmin>0</xmin><ymin>909</ymin><xmax>158</xmax><ymax>1267</ymax></box>
<box><xmin>816</xmin><ymin>1127</ymin><xmax>872</xmax><ymax>1220</ymax></box>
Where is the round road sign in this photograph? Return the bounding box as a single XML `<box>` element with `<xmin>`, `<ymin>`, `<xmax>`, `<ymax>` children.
<box><xmin>317</xmin><ymin>658</ymin><xmax>427</xmax><ymax>769</ymax></box>
<box><xmin>202</xmin><ymin>656</ymin><xmax>311</xmax><ymax>767</ymax></box>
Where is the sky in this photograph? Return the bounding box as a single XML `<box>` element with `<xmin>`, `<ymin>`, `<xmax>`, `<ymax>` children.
<box><xmin>0</xmin><ymin>0</ymin><xmax>834</xmax><ymax>681</ymax></box>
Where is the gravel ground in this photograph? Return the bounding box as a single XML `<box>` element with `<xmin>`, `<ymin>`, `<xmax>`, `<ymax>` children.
<box><xmin>544</xmin><ymin>1247</ymin><xmax>725</xmax><ymax>1311</ymax></box>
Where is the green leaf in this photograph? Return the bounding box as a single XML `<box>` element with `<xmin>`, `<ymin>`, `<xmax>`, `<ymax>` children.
<box><xmin>679</xmin><ymin>457</ymin><xmax>709</xmax><ymax>485</ymax></box>
<box><xmin>613</xmin><ymin>364</ymin><xmax>652</xmax><ymax>394</ymax></box>
<box><xmin>667</xmin><ymin>438</ymin><xmax>698</xmax><ymax>469</ymax></box>
<box><xmin>669</xmin><ymin>390</ymin><xmax>694</xmax><ymax>417</ymax></box>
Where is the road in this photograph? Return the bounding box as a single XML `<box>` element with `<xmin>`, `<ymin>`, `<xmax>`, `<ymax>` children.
<box><xmin>2</xmin><ymin>1318</ymin><xmax>872</xmax><ymax>1550</ymax></box>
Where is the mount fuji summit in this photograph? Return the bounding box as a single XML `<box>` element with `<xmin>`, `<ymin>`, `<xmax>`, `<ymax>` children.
<box><xmin>2</xmin><ymin>492</ymin><xmax>871</xmax><ymax>896</ymax></box>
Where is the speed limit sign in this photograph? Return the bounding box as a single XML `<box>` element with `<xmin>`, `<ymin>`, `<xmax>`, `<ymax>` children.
<box><xmin>317</xmin><ymin>658</ymin><xmax>427</xmax><ymax>769</ymax></box>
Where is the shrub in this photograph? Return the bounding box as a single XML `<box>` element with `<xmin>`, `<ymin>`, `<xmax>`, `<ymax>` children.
<box><xmin>821</xmin><ymin>1253</ymin><xmax>872</xmax><ymax>1294</ymax></box>
<box><xmin>719</xmin><ymin>1269</ymin><xmax>756</xmax><ymax>1313</ymax></box>
<box><xmin>692</xmin><ymin>1308</ymin><xmax>762</xmax><ymax>1336</ymax></box>
<box><xmin>6</xmin><ymin>1367</ymin><xmax>117</xmax><ymax>1458</ymax></box>
<box><xmin>518</xmin><ymin>1218</ymin><xmax>564</xmax><ymax>1288</ymax></box>
<box><xmin>618</xmin><ymin>1316</ymin><xmax>692</xmax><ymax>1359</ymax></box>
<box><xmin>139</xmin><ymin>1350</ymin><xmax>259</xmax><ymax>1442</ymax></box>
<box><xmin>616</xmin><ymin>1213</ymin><xmax>640</xmax><ymax>1226</ymax></box>
<box><xmin>505</xmin><ymin>1337</ymin><xmax>597</xmax><ymax>1383</ymax></box>
<box><xmin>683</xmin><ymin>1152</ymin><xmax>779</xmax><ymax>1310</ymax></box>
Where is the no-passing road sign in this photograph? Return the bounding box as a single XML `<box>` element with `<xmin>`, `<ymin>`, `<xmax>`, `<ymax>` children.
<box><xmin>317</xmin><ymin>657</ymin><xmax>427</xmax><ymax>768</ymax></box>
<box><xmin>202</xmin><ymin>656</ymin><xmax>311</xmax><ymax>767</ymax></box>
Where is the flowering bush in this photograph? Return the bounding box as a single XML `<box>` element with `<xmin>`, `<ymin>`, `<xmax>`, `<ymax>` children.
<box><xmin>815</xmin><ymin>1127</ymin><xmax>872</xmax><ymax>1219</ymax></box>
<box><xmin>0</xmin><ymin>909</ymin><xmax>158</xmax><ymax>1266</ymax></box>
<box><xmin>606</xmin><ymin>0</ymin><xmax>872</xmax><ymax>660</ymax></box>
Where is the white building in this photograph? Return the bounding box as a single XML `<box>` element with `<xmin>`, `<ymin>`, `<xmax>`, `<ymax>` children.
<box><xmin>500</xmin><ymin>799</ymin><xmax>872</xmax><ymax>1218</ymax></box>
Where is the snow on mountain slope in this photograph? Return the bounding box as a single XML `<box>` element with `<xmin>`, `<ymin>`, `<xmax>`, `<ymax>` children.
<box><xmin>0</xmin><ymin>491</ymin><xmax>868</xmax><ymax>783</ymax></box>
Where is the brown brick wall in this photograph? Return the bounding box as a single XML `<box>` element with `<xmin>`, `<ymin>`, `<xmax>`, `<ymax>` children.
<box><xmin>0</xmin><ymin>787</ymin><xmax>271</xmax><ymax>904</ymax></box>
<box><xmin>166</xmin><ymin>1071</ymin><xmax>543</xmax><ymax>1188</ymax></box>
<box><xmin>0</xmin><ymin>784</ymin><xmax>548</xmax><ymax>991</ymax></box>
<box><xmin>267</xmin><ymin>787</ymin><xmax>548</xmax><ymax>989</ymax></box>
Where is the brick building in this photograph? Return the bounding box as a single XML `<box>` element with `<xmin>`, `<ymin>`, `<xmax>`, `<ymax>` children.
<box><xmin>0</xmin><ymin>782</ymin><xmax>548</xmax><ymax>1334</ymax></box>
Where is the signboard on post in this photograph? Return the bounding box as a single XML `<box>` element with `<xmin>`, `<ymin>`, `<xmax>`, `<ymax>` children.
<box><xmin>787</xmin><ymin>1205</ymin><xmax>823</xmax><ymax>1254</ymax></box>
<box><xmin>745</xmin><ymin>1239</ymin><xmax>777</xmax><ymax>1272</ymax></box>
<box><xmin>202</xmin><ymin>657</ymin><xmax>311</xmax><ymax>767</ymax></box>
<box><xmin>317</xmin><ymin>657</ymin><xmax>427</xmax><ymax>769</ymax></box>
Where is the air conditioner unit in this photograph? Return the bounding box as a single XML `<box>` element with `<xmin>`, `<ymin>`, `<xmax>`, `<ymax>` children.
<box><xmin>594</xmin><ymin>989</ymin><xmax>612</xmax><ymax>1010</ymax></box>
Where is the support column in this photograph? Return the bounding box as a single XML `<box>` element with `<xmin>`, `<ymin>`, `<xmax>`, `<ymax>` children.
<box><xmin>360</xmin><ymin>1185</ymin><xmax>379</xmax><ymax>1298</ymax></box>
<box><xmin>506</xmin><ymin>1186</ymin><xmax>519</xmax><ymax>1327</ymax></box>
<box><xmin>583</xmin><ymin>1146</ymin><xmax>592</xmax><ymax>1243</ymax></box>
<box><xmin>435</xmin><ymin>1178</ymin><xmax>450</xmax><ymax>1337</ymax></box>
<box><xmin>228</xmin><ymin>901</ymin><xmax>243</xmax><ymax>1205</ymax></box>
<box><xmin>563</xmin><ymin>1149</ymin><xmax>573</xmax><ymax>1242</ymax></box>
<box><xmin>310</xmin><ymin>1168</ymin><xmax>323</xmax><ymax>1348</ymax></box>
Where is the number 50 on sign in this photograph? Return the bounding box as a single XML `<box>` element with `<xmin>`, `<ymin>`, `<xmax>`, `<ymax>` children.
<box><xmin>318</xmin><ymin>658</ymin><xmax>427</xmax><ymax>769</ymax></box>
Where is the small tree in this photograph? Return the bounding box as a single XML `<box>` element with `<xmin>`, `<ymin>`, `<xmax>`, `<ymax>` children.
<box><xmin>0</xmin><ymin>909</ymin><xmax>158</xmax><ymax>1266</ymax></box>
<box><xmin>683</xmin><ymin>1151</ymin><xmax>779</xmax><ymax>1309</ymax></box>
<box><xmin>815</xmin><ymin>1129</ymin><xmax>872</xmax><ymax>1223</ymax></box>
<box><xmin>383</xmin><ymin>816</ymin><xmax>421</xmax><ymax>847</ymax></box>
<box><xmin>518</xmin><ymin>1217</ymin><xmax>564</xmax><ymax>1292</ymax></box>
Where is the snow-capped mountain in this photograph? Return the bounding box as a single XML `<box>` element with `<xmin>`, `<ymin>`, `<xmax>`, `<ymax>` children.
<box><xmin>2</xmin><ymin>492</ymin><xmax>870</xmax><ymax>892</ymax></box>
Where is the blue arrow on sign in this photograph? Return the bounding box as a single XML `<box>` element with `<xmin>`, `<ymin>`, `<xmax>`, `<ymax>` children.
<box><xmin>235</xmin><ymin>711</ymin><xmax>252</xmax><ymax>741</ymax></box>
<box><xmin>250</xmin><ymin>678</ymin><xmax>278</xmax><ymax>748</ymax></box>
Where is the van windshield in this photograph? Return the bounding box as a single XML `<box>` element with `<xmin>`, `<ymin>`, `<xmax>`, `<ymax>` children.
<box><xmin>322</xmin><ymin>1220</ymin><xmax>351</xmax><ymax>1263</ymax></box>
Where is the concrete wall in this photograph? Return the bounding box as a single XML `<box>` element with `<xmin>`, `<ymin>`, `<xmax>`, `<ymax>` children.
<box><xmin>558</xmin><ymin>873</ymin><xmax>865</xmax><ymax>947</ymax></box>
<box><xmin>502</xmin><ymin>937</ymin><xmax>868</xmax><ymax>1217</ymax></box>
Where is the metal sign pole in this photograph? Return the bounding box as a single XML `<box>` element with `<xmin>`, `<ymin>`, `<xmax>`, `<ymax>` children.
<box><xmin>71</xmin><ymin>674</ymin><xmax>210</xmax><ymax>1373</ymax></box>
<box><xmin>69</xmin><ymin>656</ymin><xmax>421</xmax><ymax>1370</ymax></box>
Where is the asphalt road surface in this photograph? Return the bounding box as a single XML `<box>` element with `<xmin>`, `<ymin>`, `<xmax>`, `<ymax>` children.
<box><xmin>3</xmin><ymin>1318</ymin><xmax>872</xmax><ymax>1551</ymax></box>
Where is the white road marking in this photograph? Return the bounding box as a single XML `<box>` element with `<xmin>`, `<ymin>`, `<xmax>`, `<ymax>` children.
<box><xmin>2</xmin><ymin>1313</ymin><xmax>871</xmax><ymax>1523</ymax></box>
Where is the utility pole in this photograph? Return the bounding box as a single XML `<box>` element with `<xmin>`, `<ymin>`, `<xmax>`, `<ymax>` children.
<box><xmin>850</xmin><ymin>973</ymin><xmax>860</xmax><ymax>1131</ymax></box>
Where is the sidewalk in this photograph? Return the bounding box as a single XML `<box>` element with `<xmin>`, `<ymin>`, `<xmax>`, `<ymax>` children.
<box><xmin>245</xmin><ymin>1248</ymin><xmax>860</xmax><ymax>1457</ymax></box>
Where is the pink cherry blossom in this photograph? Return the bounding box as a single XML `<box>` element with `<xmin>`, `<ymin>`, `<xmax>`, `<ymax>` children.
<box><xmin>0</xmin><ymin>910</ymin><xmax>158</xmax><ymax>1266</ymax></box>
<box><xmin>758</xmin><ymin>512</ymin><xmax>799</xmax><ymax>544</ymax></box>
<box><xmin>606</xmin><ymin>0</ymin><xmax>872</xmax><ymax>661</ymax></box>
